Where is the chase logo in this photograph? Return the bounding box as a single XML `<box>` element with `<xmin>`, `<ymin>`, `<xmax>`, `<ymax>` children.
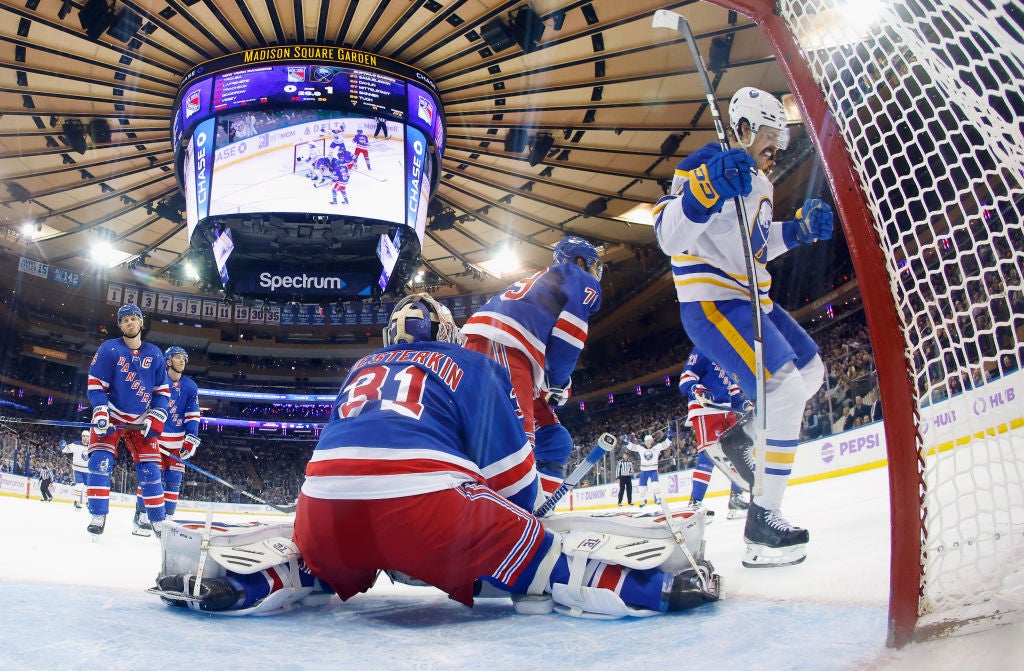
<box><xmin>185</xmin><ymin>90</ymin><xmax>201</xmax><ymax>118</ymax></box>
<box><xmin>821</xmin><ymin>441</ymin><xmax>834</xmax><ymax>463</ymax></box>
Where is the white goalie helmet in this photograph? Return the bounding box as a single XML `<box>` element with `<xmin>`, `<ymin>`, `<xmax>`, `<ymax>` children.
<box><xmin>383</xmin><ymin>293</ymin><xmax>462</xmax><ymax>346</ymax></box>
<box><xmin>728</xmin><ymin>87</ymin><xmax>789</xmax><ymax>150</ymax></box>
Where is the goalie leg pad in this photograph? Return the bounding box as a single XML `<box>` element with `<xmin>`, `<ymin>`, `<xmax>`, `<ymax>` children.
<box><xmin>543</xmin><ymin>508</ymin><xmax>708</xmax><ymax>572</ymax></box>
<box><xmin>159</xmin><ymin>520</ymin><xmax>296</xmax><ymax>578</ymax></box>
<box><xmin>551</xmin><ymin>583</ymin><xmax>661</xmax><ymax>619</ymax></box>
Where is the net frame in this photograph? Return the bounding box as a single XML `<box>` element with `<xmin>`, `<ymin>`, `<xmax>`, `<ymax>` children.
<box><xmin>707</xmin><ymin>0</ymin><xmax>1024</xmax><ymax>648</ymax></box>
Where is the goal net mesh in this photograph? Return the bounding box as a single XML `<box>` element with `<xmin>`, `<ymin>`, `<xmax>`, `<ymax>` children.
<box><xmin>770</xmin><ymin>0</ymin><xmax>1024</xmax><ymax>635</ymax></box>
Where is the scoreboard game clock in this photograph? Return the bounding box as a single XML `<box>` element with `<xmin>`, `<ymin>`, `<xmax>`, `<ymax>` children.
<box><xmin>171</xmin><ymin>47</ymin><xmax>446</xmax><ymax>302</ymax></box>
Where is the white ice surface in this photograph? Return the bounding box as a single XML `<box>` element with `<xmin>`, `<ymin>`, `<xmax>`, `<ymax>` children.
<box><xmin>1</xmin><ymin>466</ymin><xmax>1021</xmax><ymax>670</ymax></box>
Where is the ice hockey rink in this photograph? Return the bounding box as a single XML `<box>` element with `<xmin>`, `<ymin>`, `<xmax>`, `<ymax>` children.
<box><xmin>1</xmin><ymin>464</ymin><xmax>1021</xmax><ymax>671</ymax></box>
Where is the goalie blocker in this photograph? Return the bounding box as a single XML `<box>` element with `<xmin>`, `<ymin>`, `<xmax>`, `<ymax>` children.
<box><xmin>150</xmin><ymin>507</ymin><xmax>719</xmax><ymax>617</ymax></box>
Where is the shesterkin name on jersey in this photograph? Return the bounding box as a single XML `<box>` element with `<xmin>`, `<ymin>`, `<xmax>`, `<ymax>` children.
<box><xmin>351</xmin><ymin>348</ymin><xmax>464</xmax><ymax>391</ymax></box>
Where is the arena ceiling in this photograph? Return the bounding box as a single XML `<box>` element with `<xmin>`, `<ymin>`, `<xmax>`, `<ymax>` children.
<box><xmin>0</xmin><ymin>0</ymin><xmax>814</xmax><ymax>309</ymax></box>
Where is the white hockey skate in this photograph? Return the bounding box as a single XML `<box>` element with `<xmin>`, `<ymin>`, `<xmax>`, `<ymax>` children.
<box><xmin>742</xmin><ymin>503</ymin><xmax>808</xmax><ymax>568</ymax></box>
<box><xmin>132</xmin><ymin>510</ymin><xmax>153</xmax><ymax>537</ymax></box>
<box><xmin>87</xmin><ymin>514</ymin><xmax>106</xmax><ymax>536</ymax></box>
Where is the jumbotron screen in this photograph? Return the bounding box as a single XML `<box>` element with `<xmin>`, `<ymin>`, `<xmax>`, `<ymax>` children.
<box><xmin>171</xmin><ymin>47</ymin><xmax>444</xmax><ymax>300</ymax></box>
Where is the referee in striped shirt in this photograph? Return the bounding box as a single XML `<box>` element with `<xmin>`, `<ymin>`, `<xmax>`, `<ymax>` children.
<box><xmin>616</xmin><ymin>455</ymin><xmax>635</xmax><ymax>507</ymax></box>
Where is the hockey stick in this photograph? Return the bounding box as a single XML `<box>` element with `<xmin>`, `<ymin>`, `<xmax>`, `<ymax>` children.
<box><xmin>351</xmin><ymin>167</ymin><xmax>388</xmax><ymax>182</ymax></box>
<box><xmin>533</xmin><ymin>433</ymin><xmax>617</xmax><ymax>517</ymax></box>
<box><xmin>0</xmin><ymin>416</ymin><xmax>92</xmax><ymax>428</ymax></box>
<box><xmin>653</xmin><ymin>9</ymin><xmax>768</xmax><ymax>496</ymax></box>
<box><xmin>158</xmin><ymin>447</ymin><xmax>296</xmax><ymax>514</ymax></box>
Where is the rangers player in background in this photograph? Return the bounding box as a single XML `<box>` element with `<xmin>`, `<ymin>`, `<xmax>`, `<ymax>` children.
<box><xmin>624</xmin><ymin>434</ymin><xmax>670</xmax><ymax>507</ymax></box>
<box><xmin>653</xmin><ymin>87</ymin><xmax>833</xmax><ymax>567</ymax></box>
<box><xmin>352</xmin><ymin>128</ymin><xmax>371</xmax><ymax>170</ymax></box>
<box><xmin>329</xmin><ymin>157</ymin><xmax>352</xmax><ymax>206</ymax></box>
<box><xmin>462</xmin><ymin>236</ymin><xmax>603</xmax><ymax>498</ymax></box>
<box><xmin>85</xmin><ymin>303</ymin><xmax>171</xmax><ymax>536</ymax></box>
<box><xmin>60</xmin><ymin>429</ymin><xmax>91</xmax><ymax>509</ymax></box>
<box><xmin>678</xmin><ymin>347</ymin><xmax>750</xmax><ymax>518</ymax></box>
<box><xmin>151</xmin><ymin>293</ymin><xmax>718</xmax><ymax>616</ymax></box>
<box><xmin>132</xmin><ymin>346</ymin><xmax>201</xmax><ymax>536</ymax></box>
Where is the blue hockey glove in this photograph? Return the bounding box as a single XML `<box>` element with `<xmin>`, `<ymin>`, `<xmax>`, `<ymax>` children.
<box><xmin>689</xmin><ymin>148</ymin><xmax>755</xmax><ymax>211</ymax></box>
<box><xmin>795</xmin><ymin>199</ymin><xmax>834</xmax><ymax>243</ymax></box>
<box><xmin>741</xmin><ymin>399</ymin><xmax>755</xmax><ymax>414</ymax></box>
<box><xmin>91</xmin><ymin>405</ymin><xmax>112</xmax><ymax>436</ymax></box>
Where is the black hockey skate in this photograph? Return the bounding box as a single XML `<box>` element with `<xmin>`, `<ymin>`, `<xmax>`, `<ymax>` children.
<box><xmin>87</xmin><ymin>514</ymin><xmax>106</xmax><ymax>535</ymax></box>
<box><xmin>727</xmin><ymin>491</ymin><xmax>750</xmax><ymax>520</ymax></box>
<box><xmin>132</xmin><ymin>510</ymin><xmax>153</xmax><ymax>537</ymax></box>
<box><xmin>717</xmin><ymin>417</ymin><xmax>756</xmax><ymax>488</ymax></box>
<box><xmin>151</xmin><ymin>574</ymin><xmax>243</xmax><ymax>612</ymax></box>
<box><xmin>665</xmin><ymin>560</ymin><xmax>720</xmax><ymax>610</ymax></box>
<box><xmin>742</xmin><ymin>503</ymin><xmax>808</xmax><ymax>568</ymax></box>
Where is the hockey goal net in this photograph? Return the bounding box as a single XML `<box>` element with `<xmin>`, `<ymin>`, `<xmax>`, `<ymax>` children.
<box><xmin>292</xmin><ymin>139</ymin><xmax>327</xmax><ymax>173</ymax></box>
<box><xmin>712</xmin><ymin>0</ymin><xmax>1024</xmax><ymax>647</ymax></box>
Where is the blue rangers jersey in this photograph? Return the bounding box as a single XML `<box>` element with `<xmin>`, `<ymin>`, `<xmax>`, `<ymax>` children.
<box><xmin>161</xmin><ymin>374</ymin><xmax>201</xmax><ymax>448</ymax></box>
<box><xmin>461</xmin><ymin>262</ymin><xmax>602</xmax><ymax>391</ymax></box>
<box><xmin>678</xmin><ymin>348</ymin><xmax>745</xmax><ymax>424</ymax></box>
<box><xmin>652</xmin><ymin>142</ymin><xmax>800</xmax><ymax>310</ymax></box>
<box><xmin>301</xmin><ymin>341</ymin><xmax>539</xmax><ymax>512</ymax></box>
<box><xmin>87</xmin><ymin>338</ymin><xmax>170</xmax><ymax>423</ymax></box>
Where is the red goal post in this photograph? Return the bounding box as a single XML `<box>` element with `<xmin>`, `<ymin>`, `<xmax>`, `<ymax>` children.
<box><xmin>707</xmin><ymin>0</ymin><xmax>1024</xmax><ymax>648</ymax></box>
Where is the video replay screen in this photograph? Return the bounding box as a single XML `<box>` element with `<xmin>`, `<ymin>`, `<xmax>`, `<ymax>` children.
<box><xmin>171</xmin><ymin>48</ymin><xmax>444</xmax><ymax>300</ymax></box>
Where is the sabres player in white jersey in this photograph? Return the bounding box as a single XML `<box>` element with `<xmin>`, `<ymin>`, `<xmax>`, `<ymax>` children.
<box><xmin>652</xmin><ymin>87</ymin><xmax>833</xmax><ymax>567</ymax></box>
<box><xmin>150</xmin><ymin>294</ymin><xmax>720</xmax><ymax>616</ymax></box>
<box><xmin>624</xmin><ymin>434</ymin><xmax>671</xmax><ymax>507</ymax></box>
<box><xmin>678</xmin><ymin>347</ymin><xmax>750</xmax><ymax>518</ymax></box>
<box><xmin>85</xmin><ymin>303</ymin><xmax>171</xmax><ymax>536</ymax></box>
<box><xmin>132</xmin><ymin>346</ymin><xmax>201</xmax><ymax>535</ymax></box>
<box><xmin>60</xmin><ymin>430</ymin><xmax>90</xmax><ymax>509</ymax></box>
<box><xmin>462</xmin><ymin>237</ymin><xmax>603</xmax><ymax>498</ymax></box>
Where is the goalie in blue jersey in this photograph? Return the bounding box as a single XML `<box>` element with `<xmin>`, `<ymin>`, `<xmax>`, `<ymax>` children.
<box><xmin>151</xmin><ymin>294</ymin><xmax>719</xmax><ymax>616</ymax></box>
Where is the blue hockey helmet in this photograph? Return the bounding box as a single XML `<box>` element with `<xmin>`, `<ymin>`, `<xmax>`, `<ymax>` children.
<box><xmin>384</xmin><ymin>293</ymin><xmax>461</xmax><ymax>346</ymax></box>
<box><xmin>553</xmin><ymin>236</ymin><xmax>603</xmax><ymax>280</ymax></box>
<box><xmin>165</xmin><ymin>346</ymin><xmax>189</xmax><ymax>364</ymax></box>
<box><xmin>117</xmin><ymin>303</ymin><xmax>143</xmax><ymax>322</ymax></box>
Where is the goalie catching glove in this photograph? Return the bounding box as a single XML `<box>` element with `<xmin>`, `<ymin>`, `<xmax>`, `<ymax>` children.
<box><xmin>543</xmin><ymin>377</ymin><xmax>572</xmax><ymax>407</ymax></box>
<box><xmin>180</xmin><ymin>434</ymin><xmax>201</xmax><ymax>460</ymax></box>
<box><xmin>141</xmin><ymin>408</ymin><xmax>168</xmax><ymax>439</ymax></box>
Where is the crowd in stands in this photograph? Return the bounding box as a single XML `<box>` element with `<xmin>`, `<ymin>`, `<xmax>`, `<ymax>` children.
<box><xmin>3</xmin><ymin>299</ymin><xmax>1021</xmax><ymax>502</ymax></box>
